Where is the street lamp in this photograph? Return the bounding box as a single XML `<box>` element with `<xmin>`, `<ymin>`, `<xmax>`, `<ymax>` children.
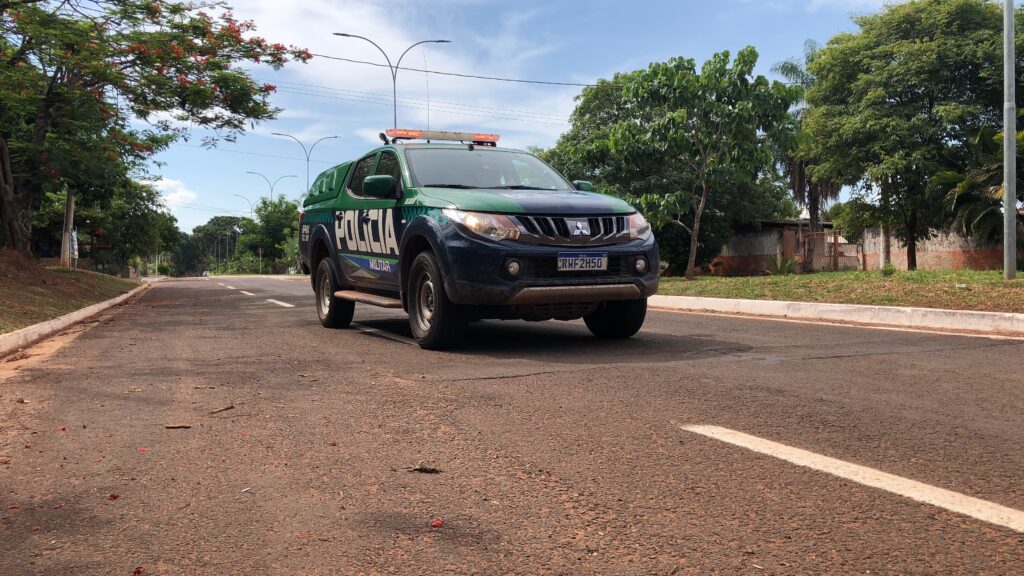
<box><xmin>233</xmin><ymin>194</ymin><xmax>254</xmax><ymax>220</ymax></box>
<box><xmin>271</xmin><ymin>133</ymin><xmax>340</xmax><ymax>193</ymax></box>
<box><xmin>245</xmin><ymin>171</ymin><xmax>297</xmax><ymax>198</ymax></box>
<box><xmin>332</xmin><ymin>33</ymin><xmax>451</xmax><ymax>128</ymax></box>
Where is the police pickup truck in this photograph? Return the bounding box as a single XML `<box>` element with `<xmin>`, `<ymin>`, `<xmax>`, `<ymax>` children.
<box><xmin>299</xmin><ymin>129</ymin><xmax>659</xmax><ymax>349</ymax></box>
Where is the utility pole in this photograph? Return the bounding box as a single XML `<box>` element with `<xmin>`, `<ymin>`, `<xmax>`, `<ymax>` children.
<box><xmin>332</xmin><ymin>33</ymin><xmax>451</xmax><ymax>128</ymax></box>
<box><xmin>270</xmin><ymin>133</ymin><xmax>339</xmax><ymax>193</ymax></box>
<box><xmin>1005</xmin><ymin>0</ymin><xmax>1018</xmax><ymax>279</ymax></box>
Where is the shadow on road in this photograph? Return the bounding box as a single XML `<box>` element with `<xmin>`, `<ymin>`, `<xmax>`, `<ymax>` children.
<box><xmin>352</xmin><ymin>317</ymin><xmax>751</xmax><ymax>365</ymax></box>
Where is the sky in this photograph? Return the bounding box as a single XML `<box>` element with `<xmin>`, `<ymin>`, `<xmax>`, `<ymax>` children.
<box><xmin>150</xmin><ymin>0</ymin><xmax>890</xmax><ymax>233</ymax></box>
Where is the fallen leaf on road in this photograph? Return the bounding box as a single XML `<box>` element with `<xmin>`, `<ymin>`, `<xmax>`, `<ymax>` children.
<box><xmin>107</xmin><ymin>494</ymin><xmax>119</xmax><ymax>501</ymax></box>
<box><xmin>16</xmin><ymin>398</ymin><xmax>28</xmax><ymax>404</ymax></box>
<box><xmin>7</xmin><ymin>504</ymin><xmax>19</xmax><ymax>509</ymax></box>
<box><xmin>31</xmin><ymin>525</ymin><xmax>40</xmax><ymax>531</ymax></box>
<box><xmin>209</xmin><ymin>404</ymin><xmax>234</xmax><ymax>415</ymax></box>
<box><xmin>430</xmin><ymin>519</ymin><xmax>443</xmax><ymax>528</ymax></box>
<box><xmin>137</xmin><ymin>447</ymin><xmax>149</xmax><ymax>453</ymax></box>
<box><xmin>51</xmin><ymin>503</ymin><xmax>63</xmax><ymax>510</ymax></box>
<box><xmin>408</xmin><ymin>464</ymin><xmax>442</xmax><ymax>474</ymax></box>
<box><xmin>133</xmin><ymin>567</ymin><xmax>144</xmax><ymax>576</ymax></box>
<box><xmin>164</xmin><ymin>424</ymin><xmax>192</xmax><ymax>429</ymax></box>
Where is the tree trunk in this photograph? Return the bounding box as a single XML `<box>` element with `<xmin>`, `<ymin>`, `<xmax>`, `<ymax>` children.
<box><xmin>0</xmin><ymin>135</ymin><xmax>33</xmax><ymax>254</ymax></box>
<box><xmin>906</xmin><ymin>207</ymin><xmax>918</xmax><ymax>271</ymax></box>
<box><xmin>59</xmin><ymin>187</ymin><xmax>75</xmax><ymax>267</ymax></box>
<box><xmin>684</xmin><ymin>186</ymin><xmax>710</xmax><ymax>280</ymax></box>
<box><xmin>804</xmin><ymin>185</ymin><xmax>821</xmax><ymax>273</ymax></box>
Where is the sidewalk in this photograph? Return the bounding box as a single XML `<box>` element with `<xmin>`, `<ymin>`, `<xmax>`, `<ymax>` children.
<box><xmin>649</xmin><ymin>294</ymin><xmax>1024</xmax><ymax>337</ymax></box>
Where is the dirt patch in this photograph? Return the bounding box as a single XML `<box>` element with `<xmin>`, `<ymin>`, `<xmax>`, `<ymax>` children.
<box><xmin>0</xmin><ymin>250</ymin><xmax>139</xmax><ymax>334</ymax></box>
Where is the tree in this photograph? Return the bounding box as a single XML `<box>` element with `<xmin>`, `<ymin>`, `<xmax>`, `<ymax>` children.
<box><xmin>772</xmin><ymin>40</ymin><xmax>842</xmax><ymax>271</ymax></box>
<box><xmin>828</xmin><ymin>196</ymin><xmax>882</xmax><ymax>245</ymax></box>
<box><xmin>0</xmin><ymin>0</ymin><xmax>311</xmax><ymax>253</ymax></box>
<box><xmin>235</xmin><ymin>195</ymin><xmax>298</xmax><ymax>267</ymax></box>
<box><xmin>609</xmin><ymin>47</ymin><xmax>800</xmax><ymax>278</ymax></box>
<box><xmin>805</xmin><ymin>0</ymin><xmax>1010</xmax><ymax>269</ymax></box>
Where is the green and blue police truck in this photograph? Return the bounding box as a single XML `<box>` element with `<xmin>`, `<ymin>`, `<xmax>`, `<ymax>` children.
<box><xmin>299</xmin><ymin>129</ymin><xmax>659</xmax><ymax>350</ymax></box>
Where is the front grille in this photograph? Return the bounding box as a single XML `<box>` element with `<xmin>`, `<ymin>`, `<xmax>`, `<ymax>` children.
<box><xmin>527</xmin><ymin>255</ymin><xmax>626</xmax><ymax>278</ymax></box>
<box><xmin>514</xmin><ymin>215</ymin><xmax>629</xmax><ymax>246</ymax></box>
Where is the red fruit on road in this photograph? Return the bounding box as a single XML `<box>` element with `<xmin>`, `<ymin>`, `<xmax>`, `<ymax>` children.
<box><xmin>430</xmin><ymin>519</ymin><xmax>443</xmax><ymax>528</ymax></box>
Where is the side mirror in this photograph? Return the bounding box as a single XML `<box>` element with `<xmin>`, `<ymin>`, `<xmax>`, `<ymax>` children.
<box><xmin>573</xmin><ymin>180</ymin><xmax>596</xmax><ymax>192</ymax></box>
<box><xmin>362</xmin><ymin>175</ymin><xmax>399</xmax><ymax>199</ymax></box>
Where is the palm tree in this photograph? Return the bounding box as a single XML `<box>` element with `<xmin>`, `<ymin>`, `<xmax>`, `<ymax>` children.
<box><xmin>773</xmin><ymin>40</ymin><xmax>842</xmax><ymax>271</ymax></box>
<box><xmin>933</xmin><ymin>128</ymin><xmax>1024</xmax><ymax>262</ymax></box>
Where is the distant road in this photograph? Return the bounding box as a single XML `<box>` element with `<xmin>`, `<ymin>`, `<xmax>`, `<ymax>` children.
<box><xmin>2</xmin><ymin>275</ymin><xmax>1022</xmax><ymax>574</ymax></box>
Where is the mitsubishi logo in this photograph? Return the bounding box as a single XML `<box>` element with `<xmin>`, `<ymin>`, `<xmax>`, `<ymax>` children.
<box><xmin>572</xmin><ymin>219</ymin><xmax>591</xmax><ymax>236</ymax></box>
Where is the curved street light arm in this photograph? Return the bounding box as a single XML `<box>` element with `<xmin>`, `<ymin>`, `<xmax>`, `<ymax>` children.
<box><xmin>270</xmin><ymin>174</ymin><xmax>298</xmax><ymax>196</ymax></box>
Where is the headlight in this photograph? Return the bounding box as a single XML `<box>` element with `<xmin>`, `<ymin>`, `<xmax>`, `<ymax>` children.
<box><xmin>442</xmin><ymin>209</ymin><xmax>521</xmax><ymax>242</ymax></box>
<box><xmin>628</xmin><ymin>212</ymin><xmax>651</xmax><ymax>239</ymax></box>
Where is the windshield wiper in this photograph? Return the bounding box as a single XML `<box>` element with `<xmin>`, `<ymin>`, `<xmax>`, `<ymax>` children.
<box><xmin>480</xmin><ymin>185</ymin><xmax>550</xmax><ymax>190</ymax></box>
<box><xmin>422</xmin><ymin>183</ymin><xmax>478</xmax><ymax>189</ymax></box>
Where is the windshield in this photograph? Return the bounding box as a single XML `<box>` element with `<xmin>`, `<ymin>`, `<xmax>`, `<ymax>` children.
<box><xmin>404</xmin><ymin>148</ymin><xmax>573</xmax><ymax>191</ymax></box>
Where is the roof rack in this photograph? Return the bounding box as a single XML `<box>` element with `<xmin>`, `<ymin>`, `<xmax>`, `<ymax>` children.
<box><xmin>382</xmin><ymin>129</ymin><xmax>500</xmax><ymax>147</ymax></box>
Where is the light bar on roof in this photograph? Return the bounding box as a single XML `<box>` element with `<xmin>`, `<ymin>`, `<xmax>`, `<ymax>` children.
<box><xmin>385</xmin><ymin>129</ymin><xmax>500</xmax><ymax>144</ymax></box>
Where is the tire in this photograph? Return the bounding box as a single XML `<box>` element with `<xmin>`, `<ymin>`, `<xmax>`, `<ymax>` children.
<box><xmin>407</xmin><ymin>251</ymin><xmax>464</xmax><ymax>350</ymax></box>
<box><xmin>584</xmin><ymin>298</ymin><xmax>647</xmax><ymax>339</ymax></box>
<box><xmin>315</xmin><ymin>258</ymin><xmax>354</xmax><ymax>329</ymax></box>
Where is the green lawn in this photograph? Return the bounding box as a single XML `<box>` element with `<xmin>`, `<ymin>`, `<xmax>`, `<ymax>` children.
<box><xmin>0</xmin><ymin>266</ymin><xmax>139</xmax><ymax>334</ymax></box>
<box><xmin>658</xmin><ymin>270</ymin><xmax>1024</xmax><ymax>314</ymax></box>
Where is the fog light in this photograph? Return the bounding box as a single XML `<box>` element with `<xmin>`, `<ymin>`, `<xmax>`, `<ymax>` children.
<box><xmin>634</xmin><ymin>257</ymin><xmax>648</xmax><ymax>273</ymax></box>
<box><xmin>507</xmin><ymin>259</ymin><xmax>522</xmax><ymax>276</ymax></box>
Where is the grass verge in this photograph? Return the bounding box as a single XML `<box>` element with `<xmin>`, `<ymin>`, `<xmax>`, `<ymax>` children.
<box><xmin>0</xmin><ymin>251</ymin><xmax>139</xmax><ymax>334</ymax></box>
<box><xmin>658</xmin><ymin>270</ymin><xmax>1024</xmax><ymax>314</ymax></box>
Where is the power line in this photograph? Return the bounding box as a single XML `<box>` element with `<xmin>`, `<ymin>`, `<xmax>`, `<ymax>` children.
<box><xmin>311</xmin><ymin>53</ymin><xmax>598</xmax><ymax>87</ymax></box>
<box><xmin>260</xmin><ymin>78</ymin><xmax>569</xmax><ymax>122</ymax></box>
<box><xmin>274</xmin><ymin>86</ymin><xmax>569</xmax><ymax>126</ymax></box>
<box><xmin>170</xmin><ymin>142</ymin><xmax>338</xmax><ymax>164</ymax></box>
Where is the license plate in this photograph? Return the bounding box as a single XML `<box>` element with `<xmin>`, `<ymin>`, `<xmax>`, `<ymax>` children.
<box><xmin>557</xmin><ymin>252</ymin><xmax>608</xmax><ymax>272</ymax></box>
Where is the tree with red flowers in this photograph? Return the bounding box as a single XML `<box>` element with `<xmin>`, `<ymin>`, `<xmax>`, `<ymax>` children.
<box><xmin>0</xmin><ymin>0</ymin><xmax>312</xmax><ymax>253</ymax></box>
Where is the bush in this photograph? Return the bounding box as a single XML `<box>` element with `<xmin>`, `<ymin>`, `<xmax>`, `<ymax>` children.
<box><xmin>157</xmin><ymin>263</ymin><xmax>171</xmax><ymax>276</ymax></box>
<box><xmin>766</xmin><ymin>257</ymin><xmax>799</xmax><ymax>276</ymax></box>
<box><xmin>880</xmin><ymin>263</ymin><xmax>898</xmax><ymax>277</ymax></box>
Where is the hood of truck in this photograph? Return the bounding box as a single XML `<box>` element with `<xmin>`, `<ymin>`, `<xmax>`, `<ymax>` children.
<box><xmin>418</xmin><ymin>187</ymin><xmax>634</xmax><ymax>215</ymax></box>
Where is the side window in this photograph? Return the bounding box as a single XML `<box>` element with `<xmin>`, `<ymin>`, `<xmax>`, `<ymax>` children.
<box><xmin>347</xmin><ymin>155</ymin><xmax>376</xmax><ymax>197</ymax></box>
<box><xmin>375</xmin><ymin>151</ymin><xmax>402</xmax><ymax>182</ymax></box>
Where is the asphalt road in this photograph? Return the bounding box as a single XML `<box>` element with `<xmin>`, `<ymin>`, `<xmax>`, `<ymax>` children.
<box><xmin>2</xmin><ymin>275</ymin><xmax>1023</xmax><ymax>575</ymax></box>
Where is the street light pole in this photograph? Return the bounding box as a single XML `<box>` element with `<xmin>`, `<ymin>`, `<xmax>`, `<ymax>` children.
<box><xmin>245</xmin><ymin>171</ymin><xmax>297</xmax><ymax>198</ymax></box>
<box><xmin>271</xmin><ymin>133</ymin><xmax>339</xmax><ymax>193</ymax></box>
<box><xmin>332</xmin><ymin>33</ymin><xmax>451</xmax><ymax>128</ymax></box>
<box><xmin>1004</xmin><ymin>0</ymin><xmax>1018</xmax><ymax>279</ymax></box>
<box><xmin>233</xmin><ymin>194</ymin><xmax>254</xmax><ymax>220</ymax></box>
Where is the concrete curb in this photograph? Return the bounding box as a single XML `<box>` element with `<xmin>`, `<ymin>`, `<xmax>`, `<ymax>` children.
<box><xmin>0</xmin><ymin>282</ymin><xmax>151</xmax><ymax>359</ymax></box>
<box><xmin>649</xmin><ymin>294</ymin><xmax>1024</xmax><ymax>336</ymax></box>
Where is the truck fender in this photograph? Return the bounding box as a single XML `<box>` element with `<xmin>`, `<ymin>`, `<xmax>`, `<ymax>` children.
<box><xmin>398</xmin><ymin>216</ymin><xmax>453</xmax><ymax>307</ymax></box>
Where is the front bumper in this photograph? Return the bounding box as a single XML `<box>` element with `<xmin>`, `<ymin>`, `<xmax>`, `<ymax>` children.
<box><xmin>439</xmin><ymin>228</ymin><xmax>660</xmax><ymax>306</ymax></box>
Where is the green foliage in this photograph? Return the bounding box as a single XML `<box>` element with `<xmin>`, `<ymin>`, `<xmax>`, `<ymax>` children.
<box><xmin>932</xmin><ymin>128</ymin><xmax>1024</xmax><ymax>254</ymax></box>
<box><xmin>766</xmin><ymin>257</ymin><xmax>799</xmax><ymax>276</ymax></box>
<box><xmin>805</xmin><ymin>0</ymin><xmax>1010</xmax><ymax>269</ymax></box>
<box><xmin>828</xmin><ymin>197</ymin><xmax>882</xmax><ymax>245</ymax></box>
<box><xmin>1</xmin><ymin>0</ymin><xmax>311</xmax><ymax>252</ymax></box>
<box><xmin>880</xmin><ymin>263</ymin><xmax>898</xmax><ymax>277</ymax></box>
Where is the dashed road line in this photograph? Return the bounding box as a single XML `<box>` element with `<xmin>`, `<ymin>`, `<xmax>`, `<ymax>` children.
<box><xmin>217</xmin><ymin>282</ymin><xmax>225</xmax><ymax>286</ymax></box>
<box><xmin>678</xmin><ymin>423</ymin><xmax>1024</xmax><ymax>533</ymax></box>
<box><xmin>266</xmin><ymin>299</ymin><xmax>295</xmax><ymax>308</ymax></box>
<box><xmin>225</xmin><ymin>285</ymin><xmax>236</xmax><ymax>290</ymax></box>
<box><xmin>240</xmin><ymin>291</ymin><xmax>255</xmax><ymax>296</ymax></box>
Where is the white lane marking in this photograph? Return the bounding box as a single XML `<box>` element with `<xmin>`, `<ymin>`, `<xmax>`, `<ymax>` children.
<box><xmin>652</xmin><ymin>307</ymin><xmax>1024</xmax><ymax>342</ymax></box>
<box><xmin>679</xmin><ymin>424</ymin><xmax>1024</xmax><ymax>533</ymax></box>
<box><xmin>240</xmin><ymin>291</ymin><xmax>255</xmax><ymax>296</ymax></box>
<box><xmin>351</xmin><ymin>322</ymin><xmax>417</xmax><ymax>346</ymax></box>
<box><xmin>225</xmin><ymin>285</ymin><xmax>236</xmax><ymax>290</ymax></box>
<box><xmin>266</xmin><ymin>299</ymin><xmax>295</xmax><ymax>308</ymax></box>
<box><xmin>217</xmin><ymin>282</ymin><xmax>225</xmax><ymax>286</ymax></box>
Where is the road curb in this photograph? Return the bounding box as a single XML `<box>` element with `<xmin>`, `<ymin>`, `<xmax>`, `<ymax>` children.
<box><xmin>649</xmin><ymin>294</ymin><xmax>1024</xmax><ymax>336</ymax></box>
<box><xmin>0</xmin><ymin>282</ymin><xmax>151</xmax><ymax>359</ymax></box>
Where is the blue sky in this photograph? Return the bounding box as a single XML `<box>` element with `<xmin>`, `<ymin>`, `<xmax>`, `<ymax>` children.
<box><xmin>150</xmin><ymin>0</ymin><xmax>888</xmax><ymax>232</ymax></box>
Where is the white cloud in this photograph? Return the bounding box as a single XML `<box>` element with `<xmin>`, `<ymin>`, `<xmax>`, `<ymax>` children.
<box><xmin>147</xmin><ymin>177</ymin><xmax>198</xmax><ymax>208</ymax></box>
<box><xmin>229</xmin><ymin>0</ymin><xmax>576</xmax><ymax>150</ymax></box>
